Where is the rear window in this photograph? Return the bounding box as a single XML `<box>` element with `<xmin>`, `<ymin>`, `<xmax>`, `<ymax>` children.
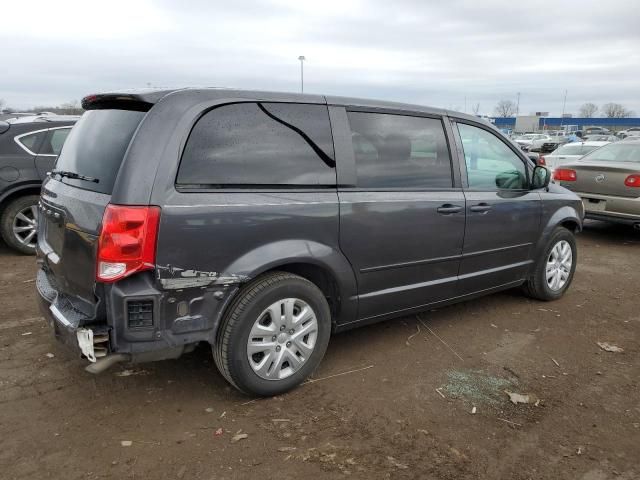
<box><xmin>553</xmin><ymin>144</ymin><xmax>583</xmax><ymax>155</ymax></box>
<box><xmin>177</xmin><ymin>102</ymin><xmax>335</xmax><ymax>187</ymax></box>
<box><xmin>580</xmin><ymin>143</ymin><xmax>640</xmax><ymax>163</ymax></box>
<box><xmin>55</xmin><ymin>110</ymin><xmax>145</xmax><ymax>194</ymax></box>
<box><xmin>581</xmin><ymin>145</ymin><xmax>601</xmax><ymax>155</ymax></box>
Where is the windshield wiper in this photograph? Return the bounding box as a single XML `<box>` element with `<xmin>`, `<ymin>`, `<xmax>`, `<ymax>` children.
<box><xmin>49</xmin><ymin>170</ymin><xmax>99</xmax><ymax>183</ymax></box>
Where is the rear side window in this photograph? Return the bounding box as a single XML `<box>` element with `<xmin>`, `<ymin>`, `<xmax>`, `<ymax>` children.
<box><xmin>347</xmin><ymin>111</ymin><xmax>452</xmax><ymax>188</ymax></box>
<box><xmin>177</xmin><ymin>102</ymin><xmax>336</xmax><ymax>187</ymax></box>
<box><xmin>15</xmin><ymin>131</ymin><xmax>47</xmax><ymax>154</ymax></box>
<box><xmin>55</xmin><ymin>110</ymin><xmax>145</xmax><ymax>194</ymax></box>
<box><xmin>40</xmin><ymin>128</ymin><xmax>71</xmax><ymax>155</ymax></box>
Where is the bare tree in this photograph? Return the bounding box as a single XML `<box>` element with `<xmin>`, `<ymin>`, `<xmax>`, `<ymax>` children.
<box><xmin>57</xmin><ymin>100</ymin><xmax>82</xmax><ymax>115</ymax></box>
<box><xmin>601</xmin><ymin>103</ymin><xmax>634</xmax><ymax>118</ymax></box>
<box><xmin>494</xmin><ymin>99</ymin><xmax>517</xmax><ymax>117</ymax></box>
<box><xmin>26</xmin><ymin>100</ymin><xmax>83</xmax><ymax>115</ymax></box>
<box><xmin>0</xmin><ymin>98</ymin><xmax>5</xmax><ymax>111</ymax></box>
<box><xmin>579</xmin><ymin>103</ymin><xmax>598</xmax><ymax>118</ymax></box>
<box><xmin>472</xmin><ymin>103</ymin><xmax>481</xmax><ymax>116</ymax></box>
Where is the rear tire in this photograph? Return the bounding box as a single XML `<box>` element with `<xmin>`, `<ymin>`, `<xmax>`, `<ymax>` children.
<box><xmin>213</xmin><ymin>271</ymin><xmax>331</xmax><ymax>396</ymax></box>
<box><xmin>523</xmin><ymin>227</ymin><xmax>577</xmax><ymax>301</ymax></box>
<box><xmin>0</xmin><ymin>195</ymin><xmax>40</xmax><ymax>255</ymax></box>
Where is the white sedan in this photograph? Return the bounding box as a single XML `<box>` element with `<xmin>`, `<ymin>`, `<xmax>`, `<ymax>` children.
<box><xmin>514</xmin><ymin>134</ymin><xmax>551</xmax><ymax>151</ymax></box>
<box><xmin>542</xmin><ymin>141</ymin><xmax>610</xmax><ymax>172</ymax></box>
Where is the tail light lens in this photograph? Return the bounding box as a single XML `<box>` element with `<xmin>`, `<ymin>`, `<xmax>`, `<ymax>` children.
<box><xmin>624</xmin><ymin>174</ymin><xmax>640</xmax><ymax>187</ymax></box>
<box><xmin>553</xmin><ymin>168</ymin><xmax>577</xmax><ymax>182</ymax></box>
<box><xmin>97</xmin><ymin>205</ymin><xmax>161</xmax><ymax>282</ymax></box>
<box><xmin>538</xmin><ymin>156</ymin><xmax>546</xmax><ymax>166</ymax></box>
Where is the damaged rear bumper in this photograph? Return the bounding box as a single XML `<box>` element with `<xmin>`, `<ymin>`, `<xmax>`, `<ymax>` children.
<box><xmin>37</xmin><ymin>268</ymin><xmax>113</xmax><ymax>364</ymax></box>
<box><xmin>36</xmin><ymin>267</ymin><xmax>240</xmax><ymax>372</ymax></box>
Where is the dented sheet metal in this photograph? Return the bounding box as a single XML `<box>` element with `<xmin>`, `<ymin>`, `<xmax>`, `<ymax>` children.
<box><xmin>156</xmin><ymin>264</ymin><xmax>248</xmax><ymax>289</ymax></box>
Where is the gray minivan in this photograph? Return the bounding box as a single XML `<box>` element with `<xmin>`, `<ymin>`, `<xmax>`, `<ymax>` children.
<box><xmin>36</xmin><ymin>89</ymin><xmax>583</xmax><ymax>396</ymax></box>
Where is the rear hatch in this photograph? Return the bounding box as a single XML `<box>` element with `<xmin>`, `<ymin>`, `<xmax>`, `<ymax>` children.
<box><xmin>38</xmin><ymin>108</ymin><xmax>147</xmax><ymax>317</ymax></box>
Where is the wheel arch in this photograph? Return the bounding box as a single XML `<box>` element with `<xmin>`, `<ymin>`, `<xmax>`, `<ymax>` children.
<box><xmin>0</xmin><ymin>183</ymin><xmax>41</xmax><ymax>215</ymax></box>
<box><xmin>223</xmin><ymin>240</ymin><xmax>358</xmax><ymax>327</ymax></box>
<box><xmin>560</xmin><ymin>218</ymin><xmax>581</xmax><ymax>233</ymax></box>
<box><xmin>534</xmin><ymin>205</ymin><xmax>582</xmax><ymax>261</ymax></box>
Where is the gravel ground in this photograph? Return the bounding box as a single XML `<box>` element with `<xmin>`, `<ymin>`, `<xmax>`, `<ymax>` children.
<box><xmin>0</xmin><ymin>221</ymin><xmax>638</xmax><ymax>479</ymax></box>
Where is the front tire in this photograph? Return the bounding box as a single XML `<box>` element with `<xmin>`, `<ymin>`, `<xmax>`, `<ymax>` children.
<box><xmin>213</xmin><ymin>272</ymin><xmax>331</xmax><ymax>396</ymax></box>
<box><xmin>0</xmin><ymin>195</ymin><xmax>40</xmax><ymax>255</ymax></box>
<box><xmin>523</xmin><ymin>227</ymin><xmax>577</xmax><ymax>301</ymax></box>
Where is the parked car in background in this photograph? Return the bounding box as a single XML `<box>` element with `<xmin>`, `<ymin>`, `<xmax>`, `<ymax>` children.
<box><xmin>7</xmin><ymin>114</ymin><xmax>80</xmax><ymax>124</ymax></box>
<box><xmin>539</xmin><ymin>133</ymin><xmax>572</xmax><ymax>153</ymax></box>
<box><xmin>542</xmin><ymin>141</ymin><xmax>610</xmax><ymax>171</ymax></box>
<box><xmin>583</xmin><ymin>127</ymin><xmax>610</xmax><ymax>136</ymax></box>
<box><xmin>617</xmin><ymin>127</ymin><xmax>640</xmax><ymax>139</ymax></box>
<box><xmin>36</xmin><ymin>88</ymin><xmax>582</xmax><ymax>396</ymax></box>
<box><xmin>0</xmin><ymin>118</ymin><xmax>77</xmax><ymax>253</ymax></box>
<box><xmin>514</xmin><ymin>133</ymin><xmax>551</xmax><ymax>151</ymax></box>
<box><xmin>583</xmin><ymin>134</ymin><xmax>618</xmax><ymax>142</ymax></box>
<box><xmin>529</xmin><ymin>134</ymin><xmax>557</xmax><ymax>152</ymax></box>
<box><xmin>554</xmin><ymin>137</ymin><xmax>640</xmax><ymax>228</ymax></box>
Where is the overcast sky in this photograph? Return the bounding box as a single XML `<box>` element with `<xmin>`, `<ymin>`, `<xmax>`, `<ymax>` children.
<box><xmin>2</xmin><ymin>0</ymin><xmax>639</xmax><ymax>116</ymax></box>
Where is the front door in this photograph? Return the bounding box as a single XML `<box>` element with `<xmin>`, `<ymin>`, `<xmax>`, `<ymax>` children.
<box><xmin>338</xmin><ymin>110</ymin><xmax>466</xmax><ymax>321</ymax></box>
<box><xmin>453</xmin><ymin>121</ymin><xmax>542</xmax><ymax>295</ymax></box>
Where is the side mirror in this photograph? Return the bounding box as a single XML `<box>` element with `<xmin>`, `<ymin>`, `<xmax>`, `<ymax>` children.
<box><xmin>531</xmin><ymin>165</ymin><xmax>551</xmax><ymax>189</ymax></box>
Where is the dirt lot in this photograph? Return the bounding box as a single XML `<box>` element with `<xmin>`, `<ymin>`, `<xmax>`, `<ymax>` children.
<box><xmin>0</xmin><ymin>221</ymin><xmax>638</xmax><ymax>480</ymax></box>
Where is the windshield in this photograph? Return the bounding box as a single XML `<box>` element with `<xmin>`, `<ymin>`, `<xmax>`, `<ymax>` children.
<box><xmin>519</xmin><ymin>135</ymin><xmax>536</xmax><ymax>140</ymax></box>
<box><xmin>55</xmin><ymin>110</ymin><xmax>145</xmax><ymax>194</ymax></box>
<box><xmin>580</xmin><ymin>143</ymin><xmax>640</xmax><ymax>164</ymax></box>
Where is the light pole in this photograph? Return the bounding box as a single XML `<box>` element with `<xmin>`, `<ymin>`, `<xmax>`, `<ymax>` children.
<box><xmin>516</xmin><ymin>92</ymin><xmax>520</xmax><ymax>116</ymax></box>
<box><xmin>298</xmin><ymin>56</ymin><xmax>306</xmax><ymax>93</ymax></box>
<box><xmin>560</xmin><ymin>89</ymin><xmax>568</xmax><ymax>128</ymax></box>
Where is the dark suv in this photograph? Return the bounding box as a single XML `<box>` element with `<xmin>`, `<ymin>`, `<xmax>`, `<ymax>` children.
<box><xmin>37</xmin><ymin>89</ymin><xmax>583</xmax><ymax>396</ymax></box>
<box><xmin>0</xmin><ymin>119</ymin><xmax>76</xmax><ymax>253</ymax></box>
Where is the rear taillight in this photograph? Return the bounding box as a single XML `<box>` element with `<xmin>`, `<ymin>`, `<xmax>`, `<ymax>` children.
<box><xmin>553</xmin><ymin>168</ymin><xmax>577</xmax><ymax>182</ymax></box>
<box><xmin>97</xmin><ymin>205</ymin><xmax>160</xmax><ymax>282</ymax></box>
<box><xmin>624</xmin><ymin>174</ymin><xmax>640</xmax><ymax>187</ymax></box>
<box><xmin>538</xmin><ymin>156</ymin><xmax>546</xmax><ymax>166</ymax></box>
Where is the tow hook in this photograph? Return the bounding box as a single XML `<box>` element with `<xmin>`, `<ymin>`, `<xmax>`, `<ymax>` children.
<box><xmin>85</xmin><ymin>354</ymin><xmax>131</xmax><ymax>374</ymax></box>
<box><xmin>76</xmin><ymin>327</ymin><xmax>129</xmax><ymax>374</ymax></box>
<box><xmin>76</xmin><ymin>328</ymin><xmax>109</xmax><ymax>362</ymax></box>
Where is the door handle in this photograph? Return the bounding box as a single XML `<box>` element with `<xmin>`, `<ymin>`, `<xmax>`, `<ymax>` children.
<box><xmin>470</xmin><ymin>203</ymin><xmax>492</xmax><ymax>213</ymax></box>
<box><xmin>437</xmin><ymin>204</ymin><xmax>463</xmax><ymax>214</ymax></box>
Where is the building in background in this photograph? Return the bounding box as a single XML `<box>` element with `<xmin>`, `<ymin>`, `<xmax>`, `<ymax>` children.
<box><xmin>492</xmin><ymin>116</ymin><xmax>640</xmax><ymax>132</ymax></box>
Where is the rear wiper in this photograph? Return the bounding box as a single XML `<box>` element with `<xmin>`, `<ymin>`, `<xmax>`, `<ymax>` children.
<box><xmin>49</xmin><ymin>170</ymin><xmax>99</xmax><ymax>183</ymax></box>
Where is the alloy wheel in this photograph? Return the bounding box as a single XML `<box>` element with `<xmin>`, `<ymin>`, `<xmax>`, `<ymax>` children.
<box><xmin>12</xmin><ymin>204</ymin><xmax>38</xmax><ymax>248</ymax></box>
<box><xmin>546</xmin><ymin>240</ymin><xmax>572</xmax><ymax>291</ymax></box>
<box><xmin>247</xmin><ymin>298</ymin><xmax>318</xmax><ymax>380</ymax></box>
